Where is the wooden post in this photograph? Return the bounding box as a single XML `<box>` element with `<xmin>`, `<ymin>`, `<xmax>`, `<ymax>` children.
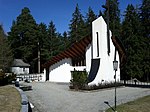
<box><xmin>38</xmin><ymin>42</ymin><xmax>40</xmax><ymax>73</ymax></box>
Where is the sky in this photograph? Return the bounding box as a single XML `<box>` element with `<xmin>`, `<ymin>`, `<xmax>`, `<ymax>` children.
<box><xmin>0</xmin><ymin>0</ymin><xmax>142</xmax><ymax>34</ymax></box>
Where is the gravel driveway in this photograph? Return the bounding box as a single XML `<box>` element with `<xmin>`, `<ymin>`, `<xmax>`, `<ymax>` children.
<box><xmin>24</xmin><ymin>82</ymin><xmax>150</xmax><ymax>112</ymax></box>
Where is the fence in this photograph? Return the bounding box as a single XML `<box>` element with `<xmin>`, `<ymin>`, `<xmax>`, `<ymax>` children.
<box><xmin>17</xmin><ymin>73</ymin><xmax>45</xmax><ymax>82</ymax></box>
<box><xmin>120</xmin><ymin>80</ymin><xmax>150</xmax><ymax>88</ymax></box>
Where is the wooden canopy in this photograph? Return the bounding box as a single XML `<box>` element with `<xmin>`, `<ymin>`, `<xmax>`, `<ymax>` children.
<box><xmin>42</xmin><ymin>35</ymin><xmax>92</xmax><ymax>68</ymax></box>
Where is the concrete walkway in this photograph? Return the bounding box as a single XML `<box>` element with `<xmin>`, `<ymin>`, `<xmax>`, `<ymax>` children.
<box><xmin>24</xmin><ymin>82</ymin><xmax>150</xmax><ymax>112</ymax></box>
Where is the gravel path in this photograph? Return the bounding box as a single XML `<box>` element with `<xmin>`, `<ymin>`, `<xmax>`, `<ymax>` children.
<box><xmin>24</xmin><ymin>82</ymin><xmax>150</xmax><ymax>112</ymax></box>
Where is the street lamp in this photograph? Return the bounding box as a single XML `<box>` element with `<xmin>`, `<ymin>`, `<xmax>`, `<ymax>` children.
<box><xmin>113</xmin><ymin>60</ymin><xmax>118</xmax><ymax>112</ymax></box>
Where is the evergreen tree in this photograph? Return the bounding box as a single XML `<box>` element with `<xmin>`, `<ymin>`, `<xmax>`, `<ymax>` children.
<box><xmin>85</xmin><ymin>7</ymin><xmax>97</xmax><ymax>35</ymax></box>
<box><xmin>37</xmin><ymin>23</ymin><xmax>49</xmax><ymax>64</ymax></box>
<box><xmin>103</xmin><ymin>0</ymin><xmax>121</xmax><ymax>37</ymax></box>
<box><xmin>140</xmin><ymin>0</ymin><xmax>150</xmax><ymax>81</ymax></box>
<box><xmin>0</xmin><ymin>25</ymin><xmax>13</xmax><ymax>72</ymax></box>
<box><xmin>8</xmin><ymin>7</ymin><xmax>38</xmax><ymax>73</ymax></box>
<box><xmin>63</xmin><ymin>31</ymin><xmax>69</xmax><ymax>49</ymax></box>
<box><xmin>47</xmin><ymin>21</ymin><xmax>61</xmax><ymax>58</ymax></box>
<box><xmin>47</xmin><ymin>21</ymin><xmax>57</xmax><ymax>39</ymax></box>
<box><xmin>69</xmin><ymin>4</ymin><xmax>86</xmax><ymax>43</ymax></box>
<box><xmin>98</xmin><ymin>10</ymin><xmax>103</xmax><ymax>17</ymax></box>
<box><xmin>122</xmin><ymin>4</ymin><xmax>144</xmax><ymax>79</ymax></box>
<box><xmin>56</xmin><ymin>32</ymin><xmax>65</xmax><ymax>54</ymax></box>
<box><xmin>140</xmin><ymin>0</ymin><xmax>150</xmax><ymax>38</ymax></box>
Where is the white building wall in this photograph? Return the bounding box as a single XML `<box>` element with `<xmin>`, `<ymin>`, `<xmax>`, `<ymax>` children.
<box><xmin>11</xmin><ymin>67</ymin><xmax>29</xmax><ymax>75</ymax></box>
<box><xmin>73</xmin><ymin>66</ymin><xmax>86</xmax><ymax>71</ymax></box>
<box><xmin>48</xmin><ymin>58</ymin><xmax>87</xmax><ymax>83</ymax></box>
<box><xmin>88</xmin><ymin>16</ymin><xmax>120</xmax><ymax>85</ymax></box>
<box><xmin>49</xmin><ymin>58</ymin><xmax>72</xmax><ymax>82</ymax></box>
<box><xmin>86</xmin><ymin>44</ymin><xmax>92</xmax><ymax>73</ymax></box>
<box><xmin>43</xmin><ymin>68</ymin><xmax>46</xmax><ymax>81</ymax></box>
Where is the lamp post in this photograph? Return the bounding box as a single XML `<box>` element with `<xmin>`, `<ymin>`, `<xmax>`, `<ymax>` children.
<box><xmin>113</xmin><ymin>60</ymin><xmax>118</xmax><ymax>112</ymax></box>
<box><xmin>38</xmin><ymin>42</ymin><xmax>40</xmax><ymax>74</ymax></box>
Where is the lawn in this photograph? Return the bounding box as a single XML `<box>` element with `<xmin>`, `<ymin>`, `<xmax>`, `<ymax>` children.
<box><xmin>106</xmin><ymin>95</ymin><xmax>150</xmax><ymax>112</ymax></box>
<box><xmin>0</xmin><ymin>85</ymin><xmax>21</xmax><ymax>112</ymax></box>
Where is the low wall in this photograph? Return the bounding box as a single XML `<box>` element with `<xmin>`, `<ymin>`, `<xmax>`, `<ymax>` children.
<box><xmin>17</xmin><ymin>73</ymin><xmax>45</xmax><ymax>82</ymax></box>
<box><xmin>15</xmin><ymin>86</ymin><xmax>29</xmax><ymax>112</ymax></box>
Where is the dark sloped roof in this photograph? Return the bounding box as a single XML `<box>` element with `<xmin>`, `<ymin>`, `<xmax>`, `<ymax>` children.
<box><xmin>111</xmin><ymin>36</ymin><xmax>127</xmax><ymax>68</ymax></box>
<box><xmin>12</xmin><ymin>59</ymin><xmax>30</xmax><ymax>67</ymax></box>
<box><xmin>42</xmin><ymin>35</ymin><xmax>92</xmax><ymax>68</ymax></box>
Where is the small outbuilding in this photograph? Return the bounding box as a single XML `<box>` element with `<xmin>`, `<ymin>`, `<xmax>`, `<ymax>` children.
<box><xmin>11</xmin><ymin>59</ymin><xmax>30</xmax><ymax>75</ymax></box>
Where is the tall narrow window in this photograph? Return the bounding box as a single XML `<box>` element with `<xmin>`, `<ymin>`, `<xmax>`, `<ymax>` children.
<box><xmin>23</xmin><ymin>68</ymin><xmax>25</xmax><ymax>72</ymax></box>
<box><xmin>96</xmin><ymin>32</ymin><xmax>99</xmax><ymax>57</ymax></box>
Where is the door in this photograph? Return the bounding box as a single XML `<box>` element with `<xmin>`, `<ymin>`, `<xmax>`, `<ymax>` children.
<box><xmin>46</xmin><ymin>68</ymin><xmax>49</xmax><ymax>81</ymax></box>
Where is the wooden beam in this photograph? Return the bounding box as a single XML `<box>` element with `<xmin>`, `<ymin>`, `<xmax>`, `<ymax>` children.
<box><xmin>74</xmin><ymin>44</ymin><xmax>84</xmax><ymax>55</ymax></box>
<box><xmin>67</xmin><ymin>48</ymin><xmax>78</xmax><ymax>58</ymax></box>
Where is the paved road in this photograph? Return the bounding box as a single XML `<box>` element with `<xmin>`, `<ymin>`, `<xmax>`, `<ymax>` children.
<box><xmin>24</xmin><ymin>82</ymin><xmax>150</xmax><ymax>112</ymax></box>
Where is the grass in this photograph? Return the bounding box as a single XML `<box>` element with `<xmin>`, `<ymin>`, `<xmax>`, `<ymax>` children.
<box><xmin>106</xmin><ymin>95</ymin><xmax>150</xmax><ymax>112</ymax></box>
<box><xmin>0</xmin><ymin>85</ymin><xmax>21</xmax><ymax>112</ymax></box>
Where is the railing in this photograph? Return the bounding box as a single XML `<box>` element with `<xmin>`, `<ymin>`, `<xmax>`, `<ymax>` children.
<box><xmin>17</xmin><ymin>73</ymin><xmax>45</xmax><ymax>82</ymax></box>
<box><xmin>120</xmin><ymin>80</ymin><xmax>150</xmax><ymax>88</ymax></box>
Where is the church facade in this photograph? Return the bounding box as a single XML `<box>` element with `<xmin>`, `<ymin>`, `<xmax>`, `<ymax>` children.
<box><xmin>42</xmin><ymin>16</ymin><xmax>125</xmax><ymax>85</ymax></box>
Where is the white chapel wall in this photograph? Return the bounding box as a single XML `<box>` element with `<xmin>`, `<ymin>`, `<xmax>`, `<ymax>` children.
<box><xmin>86</xmin><ymin>44</ymin><xmax>92</xmax><ymax>73</ymax></box>
<box><xmin>49</xmin><ymin>58</ymin><xmax>72</xmax><ymax>82</ymax></box>
<box><xmin>88</xmin><ymin>16</ymin><xmax>120</xmax><ymax>85</ymax></box>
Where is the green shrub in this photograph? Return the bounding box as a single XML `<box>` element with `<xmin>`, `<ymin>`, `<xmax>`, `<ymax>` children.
<box><xmin>70</xmin><ymin>70</ymin><xmax>88</xmax><ymax>90</ymax></box>
<box><xmin>6</xmin><ymin>73</ymin><xmax>16</xmax><ymax>84</ymax></box>
<box><xmin>69</xmin><ymin>69</ymin><xmax>124</xmax><ymax>91</ymax></box>
<box><xmin>0</xmin><ymin>71</ymin><xmax>16</xmax><ymax>86</ymax></box>
<box><xmin>0</xmin><ymin>71</ymin><xmax>7</xmax><ymax>86</ymax></box>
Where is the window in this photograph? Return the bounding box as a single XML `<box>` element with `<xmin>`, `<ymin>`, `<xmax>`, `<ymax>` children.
<box><xmin>23</xmin><ymin>68</ymin><xmax>25</xmax><ymax>72</ymax></box>
<box><xmin>72</xmin><ymin>55</ymin><xmax>86</xmax><ymax>66</ymax></box>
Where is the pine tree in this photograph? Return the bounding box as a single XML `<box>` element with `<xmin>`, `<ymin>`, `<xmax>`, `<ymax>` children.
<box><xmin>103</xmin><ymin>0</ymin><xmax>121</xmax><ymax>37</ymax></box>
<box><xmin>56</xmin><ymin>32</ymin><xmax>64</xmax><ymax>54</ymax></box>
<box><xmin>0</xmin><ymin>25</ymin><xmax>13</xmax><ymax>72</ymax></box>
<box><xmin>47</xmin><ymin>21</ymin><xmax>57</xmax><ymax>40</ymax></box>
<box><xmin>122</xmin><ymin>4</ymin><xmax>144</xmax><ymax>79</ymax></box>
<box><xmin>140</xmin><ymin>0</ymin><xmax>150</xmax><ymax>38</ymax></box>
<box><xmin>47</xmin><ymin>21</ymin><xmax>61</xmax><ymax>58</ymax></box>
<box><xmin>85</xmin><ymin>7</ymin><xmax>97</xmax><ymax>35</ymax></box>
<box><xmin>8</xmin><ymin>7</ymin><xmax>38</xmax><ymax>73</ymax></box>
<box><xmin>62</xmin><ymin>31</ymin><xmax>69</xmax><ymax>49</ymax></box>
<box><xmin>140</xmin><ymin>0</ymin><xmax>150</xmax><ymax>81</ymax></box>
<box><xmin>37</xmin><ymin>23</ymin><xmax>49</xmax><ymax>64</ymax></box>
<box><xmin>98</xmin><ymin>10</ymin><xmax>103</xmax><ymax>17</ymax></box>
<box><xmin>69</xmin><ymin>4</ymin><xmax>86</xmax><ymax>43</ymax></box>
